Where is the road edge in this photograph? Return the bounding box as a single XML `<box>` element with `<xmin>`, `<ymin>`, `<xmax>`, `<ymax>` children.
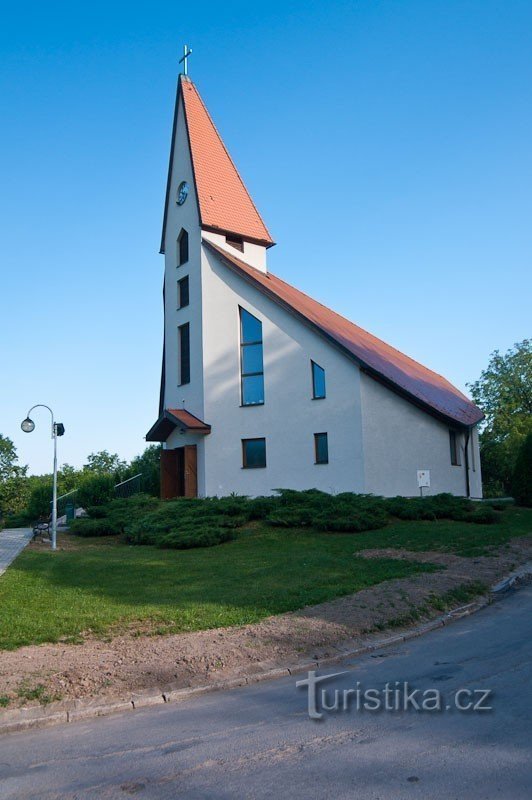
<box><xmin>1</xmin><ymin>562</ymin><xmax>531</xmax><ymax>736</ymax></box>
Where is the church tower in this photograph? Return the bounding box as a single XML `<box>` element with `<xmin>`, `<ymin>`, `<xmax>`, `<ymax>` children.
<box><xmin>146</xmin><ymin>68</ymin><xmax>275</xmax><ymax>498</ymax></box>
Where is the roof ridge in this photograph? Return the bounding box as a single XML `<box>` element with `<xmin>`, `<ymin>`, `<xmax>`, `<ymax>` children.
<box><xmin>264</xmin><ymin>268</ymin><xmax>466</xmax><ymax>398</ymax></box>
<box><xmin>202</xmin><ymin>238</ymin><xmax>482</xmax><ymax>426</ymax></box>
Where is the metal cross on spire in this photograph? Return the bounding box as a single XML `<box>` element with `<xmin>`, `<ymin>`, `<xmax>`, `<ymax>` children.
<box><xmin>179</xmin><ymin>44</ymin><xmax>193</xmax><ymax>76</ymax></box>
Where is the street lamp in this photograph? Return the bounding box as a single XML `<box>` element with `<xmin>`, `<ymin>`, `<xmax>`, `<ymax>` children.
<box><xmin>21</xmin><ymin>404</ymin><xmax>65</xmax><ymax>551</ymax></box>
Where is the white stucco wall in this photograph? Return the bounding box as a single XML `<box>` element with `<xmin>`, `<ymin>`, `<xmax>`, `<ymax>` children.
<box><xmin>360</xmin><ymin>372</ymin><xmax>482</xmax><ymax>497</ymax></box>
<box><xmin>201</xmin><ymin>229</ymin><xmax>268</xmax><ymax>272</ymax></box>
<box><xmin>200</xmin><ymin>246</ymin><xmax>365</xmax><ymax>497</ymax></box>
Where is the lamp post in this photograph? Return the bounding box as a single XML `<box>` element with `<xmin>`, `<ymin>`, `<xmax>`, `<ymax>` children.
<box><xmin>21</xmin><ymin>405</ymin><xmax>65</xmax><ymax>551</ymax></box>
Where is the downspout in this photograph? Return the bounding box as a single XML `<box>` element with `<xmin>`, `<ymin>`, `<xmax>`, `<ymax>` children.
<box><xmin>464</xmin><ymin>428</ymin><xmax>471</xmax><ymax>499</ymax></box>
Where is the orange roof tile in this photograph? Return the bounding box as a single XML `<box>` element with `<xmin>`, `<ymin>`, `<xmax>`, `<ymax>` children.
<box><xmin>178</xmin><ymin>76</ymin><xmax>274</xmax><ymax>246</ymax></box>
<box><xmin>203</xmin><ymin>239</ymin><xmax>484</xmax><ymax>428</ymax></box>
<box><xmin>146</xmin><ymin>408</ymin><xmax>211</xmax><ymax>442</ymax></box>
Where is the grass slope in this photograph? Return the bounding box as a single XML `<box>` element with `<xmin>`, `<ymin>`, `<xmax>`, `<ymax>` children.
<box><xmin>0</xmin><ymin>528</ymin><xmax>434</xmax><ymax>650</ymax></box>
<box><xmin>1</xmin><ymin>507</ymin><xmax>530</xmax><ymax>650</ymax></box>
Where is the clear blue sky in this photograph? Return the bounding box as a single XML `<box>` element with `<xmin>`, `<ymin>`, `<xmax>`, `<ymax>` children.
<box><xmin>1</xmin><ymin>0</ymin><xmax>531</xmax><ymax>475</ymax></box>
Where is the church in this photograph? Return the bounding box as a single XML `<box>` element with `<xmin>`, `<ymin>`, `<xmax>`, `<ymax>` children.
<box><xmin>146</xmin><ymin>66</ymin><xmax>483</xmax><ymax>500</ymax></box>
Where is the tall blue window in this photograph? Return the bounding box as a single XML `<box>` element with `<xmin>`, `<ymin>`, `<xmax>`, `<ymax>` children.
<box><xmin>240</xmin><ymin>308</ymin><xmax>264</xmax><ymax>405</ymax></box>
<box><xmin>311</xmin><ymin>361</ymin><xmax>326</xmax><ymax>399</ymax></box>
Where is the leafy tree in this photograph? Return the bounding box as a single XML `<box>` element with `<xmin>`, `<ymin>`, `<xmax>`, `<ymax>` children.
<box><xmin>58</xmin><ymin>464</ymin><xmax>81</xmax><ymax>493</ymax></box>
<box><xmin>26</xmin><ymin>482</ymin><xmax>54</xmax><ymax>520</ymax></box>
<box><xmin>84</xmin><ymin>451</ymin><xmax>127</xmax><ymax>477</ymax></box>
<box><xmin>123</xmin><ymin>445</ymin><xmax>161</xmax><ymax>497</ymax></box>
<box><xmin>0</xmin><ymin>435</ymin><xmax>29</xmax><ymax>517</ymax></box>
<box><xmin>468</xmin><ymin>340</ymin><xmax>532</xmax><ymax>495</ymax></box>
<box><xmin>511</xmin><ymin>432</ymin><xmax>532</xmax><ymax>506</ymax></box>
<box><xmin>77</xmin><ymin>474</ymin><xmax>115</xmax><ymax>508</ymax></box>
<box><xmin>0</xmin><ymin>435</ymin><xmax>21</xmax><ymax>482</ymax></box>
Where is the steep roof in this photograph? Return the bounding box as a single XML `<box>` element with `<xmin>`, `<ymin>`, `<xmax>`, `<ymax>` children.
<box><xmin>161</xmin><ymin>76</ymin><xmax>274</xmax><ymax>252</ymax></box>
<box><xmin>203</xmin><ymin>239</ymin><xmax>484</xmax><ymax>428</ymax></box>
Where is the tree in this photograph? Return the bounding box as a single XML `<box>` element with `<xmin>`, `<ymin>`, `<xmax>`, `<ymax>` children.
<box><xmin>511</xmin><ymin>432</ymin><xmax>532</xmax><ymax>506</ymax></box>
<box><xmin>0</xmin><ymin>435</ymin><xmax>20</xmax><ymax>482</ymax></box>
<box><xmin>77</xmin><ymin>474</ymin><xmax>115</xmax><ymax>508</ymax></box>
<box><xmin>124</xmin><ymin>445</ymin><xmax>161</xmax><ymax>497</ymax></box>
<box><xmin>84</xmin><ymin>451</ymin><xmax>127</xmax><ymax>477</ymax></box>
<box><xmin>468</xmin><ymin>340</ymin><xmax>532</xmax><ymax>495</ymax></box>
<box><xmin>0</xmin><ymin>435</ymin><xmax>29</xmax><ymax>517</ymax></box>
<box><xmin>59</xmin><ymin>463</ymin><xmax>81</xmax><ymax>493</ymax></box>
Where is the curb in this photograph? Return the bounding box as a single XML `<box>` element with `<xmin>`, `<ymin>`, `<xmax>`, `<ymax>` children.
<box><xmin>491</xmin><ymin>560</ymin><xmax>532</xmax><ymax>595</ymax></box>
<box><xmin>1</xmin><ymin>566</ymin><xmax>530</xmax><ymax>736</ymax></box>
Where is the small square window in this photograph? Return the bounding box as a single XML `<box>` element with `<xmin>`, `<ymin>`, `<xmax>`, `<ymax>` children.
<box><xmin>311</xmin><ymin>361</ymin><xmax>326</xmax><ymax>399</ymax></box>
<box><xmin>226</xmin><ymin>234</ymin><xmax>244</xmax><ymax>252</ymax></box>
<box><xmin>242</xmin><ymin>438</ymin><xmax>266</xmax><ymax>468</ymax></box>
<box><xmin>314</xmin><ymin>432</ymin><xmax>329</xmax><ymax>464</ymax></box>
<box><xmin>178</xmin><ymin>276</ymin><xmax>189</xmax><ymax>309</ymax></box>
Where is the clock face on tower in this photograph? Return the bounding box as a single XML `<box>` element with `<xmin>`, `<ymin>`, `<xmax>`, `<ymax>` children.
<box><xmin>177</xmin><ymin>181</ymin><xmax>189</xmax><ymax>205</ymax></box>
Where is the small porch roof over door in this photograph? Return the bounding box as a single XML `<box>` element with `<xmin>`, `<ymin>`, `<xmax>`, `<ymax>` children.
<box><xmin>146</xmin><ymin>408</ymin><xmax>211</xmax><ymax>442</ymax></box>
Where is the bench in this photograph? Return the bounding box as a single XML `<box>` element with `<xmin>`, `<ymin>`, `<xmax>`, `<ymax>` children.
<box><xmin>32</xmin><ymin>516</ymin><xmax>52</xmax><ymax>541</ymax></box>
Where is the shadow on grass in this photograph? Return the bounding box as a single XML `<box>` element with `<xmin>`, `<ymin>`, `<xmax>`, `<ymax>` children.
<box><xmin>0</xmin><ymin>526</ymin><xmax>440</xmax><ymax>650</ymax></box>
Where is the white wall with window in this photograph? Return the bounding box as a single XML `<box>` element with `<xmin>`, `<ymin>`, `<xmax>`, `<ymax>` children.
<box><xmin>200</xmin><ymin>245</ymin><xmax>365</xmax><ymax>497</ymax></box>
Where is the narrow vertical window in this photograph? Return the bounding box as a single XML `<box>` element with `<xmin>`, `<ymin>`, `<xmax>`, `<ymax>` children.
<box><xmin>178</xmin><ymin>276</ymin><xmax>189</xmax><ymax>309</ymax></box>
<box><xmin>449</xmin><ymin>430</ymin><xmax>460</xmax><ymax>466</ymax></box>
<box><xmin>179</xmin><ymin>323</ymin><xmax>190</xmax><ymax>385</ymax></box>
<box><xmin>311</xmin><ymin>361</ymin><xmax>326</xmax><ymax>399</ymax></box>
<box><xmin>240</xmin><ymin>308</ymin><xmax>264</xmax><ymax>405</ymax></box>
<box><xmin>177</xmin><ymin>229</ymin><xmax>189</xmax><ymax>266</ymax></box>
<box><xmin>242</xmin><ymin>438</ymin><xmax>266</xmax><ymax>468</ymax></box>
<box><xmin>314</xmin><ymin>433</ymin><xmax>329</xmax><ymax>464</ymax></box>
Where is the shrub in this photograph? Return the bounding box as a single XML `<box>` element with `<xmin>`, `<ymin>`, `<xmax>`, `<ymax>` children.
<box><xmin>461</xmin><ymin>507</ymin><xmax>499</xmax><ymax>525</ymax></box>
<box><xmin>485</xmin><ymin>499</ymin><xmax>513</xmax><ymax>511</ymax></box>
<box><xmin>247</xmin><ymin>496</ymin><xmax>277</xmax><ymax>520</ymax></box>
<box><xmin>385</xmin><ymin>493</ymin><xmax>483</xmax><ymax>523</ymax></box>
<box><xmin>158</xmin><ymin>527</ymin><xmax>235</xmax><ymax>549</ymax></box>
<box><xmin>25</xmin><ymin>483</ymin><xmax>54</xmax><ymax>520</ymax></box>
<box><xmin>266</xmin><ymin>506</ymin><xmax>317</xmax><ymax>527</ymax></box>
<box><xmin>76</xmin><ymin>474</ymin><xmax>115</xmax><ymax>508</ymax></box>
<box><xmin>266</xmin><ymin>491</ymin><xmax>389</xmax><ymax>532</ymax></box>
<box><xmin>511</xmin><ymin>432</ymin><xmax>532</xmax><ymax>507</ymax></box>
<box><xmin>314</xmin><ymin>508</ymin><xmax>388</xmax><ymax>532</ymax></box>
<box><xmin>123</xmin><ymin>497</ymin><xmax>243</xmax><ymax>549</ymax></box>
<box><xmin>68</xmin><ymin>518</ymin><xmax>121</xmax><ymax>536</ymax></box>
<box><xmin>3</xmin><ymin>511</ymin><xmax>33</xmax><ymax>527</ymax></box>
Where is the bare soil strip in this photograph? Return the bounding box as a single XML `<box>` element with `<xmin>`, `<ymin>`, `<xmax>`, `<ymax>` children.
<box><xmin>1</xmin><ymin>536</ymin><xmax>531</xmax><ymax>708</ymax></box>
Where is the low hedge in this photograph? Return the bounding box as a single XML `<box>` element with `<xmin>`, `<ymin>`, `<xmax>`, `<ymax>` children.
<box><xmin>68</xmin><ymin>518</ymin><xmax>121</xmax><ymax>537</ymax></box>
<box><xmin>68</xmin><ymin>489</ymin><xmax>503</xmax><ymax>547</ymax></box>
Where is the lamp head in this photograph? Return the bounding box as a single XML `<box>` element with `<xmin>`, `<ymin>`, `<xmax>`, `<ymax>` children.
<box><xmin>21</xmin><ymin>417</ymin><xmax>35</xmax><ymax>433</ymax></box>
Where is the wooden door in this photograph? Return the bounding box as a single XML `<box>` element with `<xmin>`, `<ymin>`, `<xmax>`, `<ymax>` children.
<box><xmin>184</xmin><ymin>445</ymin><xmax>197</xmax><ymax>498</ymax></box>
<box><xmin>160</xmin><ymin>449</ymin><xmax>179</xmax><ymax>500</ymax></box>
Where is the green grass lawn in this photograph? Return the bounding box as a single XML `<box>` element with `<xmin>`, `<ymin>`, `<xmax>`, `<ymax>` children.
<box><xmin>0</xmin><ymin>507</ymin><xmax>530</xmax><ymax>651</ymax></box>
<box><xmin>0</xmin><ymin>528</ymin><xmax>436</xmax><ymax>650</ymax></box>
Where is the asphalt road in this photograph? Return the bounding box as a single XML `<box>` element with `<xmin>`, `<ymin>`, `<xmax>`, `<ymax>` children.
<box><xmin>1</xmin><ymin>585</ymin><xmax>531</xmax><ymax>800</ymax></box>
